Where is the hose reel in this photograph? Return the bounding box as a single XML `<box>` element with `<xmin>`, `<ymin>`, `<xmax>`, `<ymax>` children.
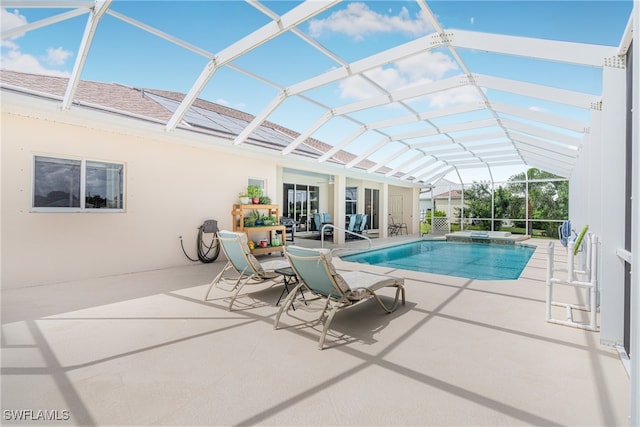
<box><xmin>179</xmin><ymin>219</ymin><xmax>220</xmax><ymax>263</ymax></box>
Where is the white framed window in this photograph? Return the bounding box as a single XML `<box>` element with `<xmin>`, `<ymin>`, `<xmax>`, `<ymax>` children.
<box><xmin>32</xmin><ymin>155</ymin><xmax>125</xmax><ymax>212</ymax></box>
<box><xmin>248</xmin><ymin>177</ymin><xmax>266</xmax><ymax>195</ymax></box>
<box><xmin>346</xmin><ymin>186</ymin><xmax>358</xmax><ymax>215</ymax></box>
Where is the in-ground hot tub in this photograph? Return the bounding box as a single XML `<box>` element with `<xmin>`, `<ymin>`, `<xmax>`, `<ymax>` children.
<box><xmin>444</xmin><ymin>230</ymin><xmax>530</xmax><ymax>244</ymax></box>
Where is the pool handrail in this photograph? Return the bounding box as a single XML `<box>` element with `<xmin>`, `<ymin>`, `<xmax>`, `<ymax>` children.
<box><xmin>320</xmin><ymin>223</ymin><xmax>372</xmax><ymax>250</ymax></box>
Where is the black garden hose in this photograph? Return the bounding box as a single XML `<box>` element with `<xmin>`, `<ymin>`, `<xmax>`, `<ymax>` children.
<box><xmin>179</xmin><ymin>222</ymin><xmax>220</xmax><ymax>263</ymax></box>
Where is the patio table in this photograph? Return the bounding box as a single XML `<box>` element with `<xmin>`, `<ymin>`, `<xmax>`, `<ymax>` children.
<box><xmin>275</xmin><ymin>267</ymin><xmax>307</xmax><ymax>309</ymax></box>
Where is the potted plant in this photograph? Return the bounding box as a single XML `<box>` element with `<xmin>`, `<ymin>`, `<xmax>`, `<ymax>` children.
<box><xmin>258</xmin><ymin>195</ymin><xmax>271</xmax><ymax>205</ymax></box>
<box><xmin>263</xmin><ymin>215</ymin><xmax>276</xmax><ymax>226</ymax></box>
<box><xmin>244</xmin><ymin>209</ymin><xmax>261</xmax><ymax>227</ymax></box>
<box><xmin>252</xmin><ymin>209</ymin><xmax>264</xmax><ymax>226</ymax></box>
<box><xmin>246</xmin><ymin>184</ymin><xmax>262</xmax><ymax>204</ymax></box>
<box><xmin>238</xmin><ymin>191</ymin><xmax>250</xmax><ymax>205</ymax></box>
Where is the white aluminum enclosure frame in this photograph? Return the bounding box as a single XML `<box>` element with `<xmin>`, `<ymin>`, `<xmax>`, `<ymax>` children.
<box><xmin>0</xmin><ymin>2</ymin><xmax>636</xmax><ymax>423</ymax></box>
<box><xmin>1</xmin><ymin>0</ymin><xmax>621</xmax><ymax>184</ymax></box>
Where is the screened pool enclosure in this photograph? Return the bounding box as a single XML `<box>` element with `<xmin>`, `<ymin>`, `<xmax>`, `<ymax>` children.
<box><xmin>420</xmin><ymin>171</ymin><xmax>569</xmax><ymax>238</ymax></box>
<box><xmin>1</xmin><ymin>1</ymin><xmax>638</xmax><ymax>424</ymax></box>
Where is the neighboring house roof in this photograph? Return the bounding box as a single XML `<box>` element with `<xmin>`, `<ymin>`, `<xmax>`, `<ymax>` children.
<box><xmin>434</xmin><ymin>189</ymin><xmax>463</xmax><ymax>199</ymax></box>
<box><xmin>421</xmin><ymin>179</ymin><xmax>464</xmax><ymax>199</ymax></box>
<box><xmin>1</xmin><ymin>70</ymin><xmax>396</xmax><ymax>178</ymax></box>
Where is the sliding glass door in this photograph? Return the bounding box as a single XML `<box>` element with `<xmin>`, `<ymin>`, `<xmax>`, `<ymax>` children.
<box><xmin>364</xmin><ymin>188</ymin><xmax>379</xmax><ymax>230</ymax></box>
<box><xmin>283</xmin><ymin>183</ymin><xmax>319</xmax><ymax>232</ymax></box>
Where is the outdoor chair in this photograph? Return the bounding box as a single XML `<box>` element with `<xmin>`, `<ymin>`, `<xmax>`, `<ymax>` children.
<box><xmin>347</xmin><ymin>214</ymin><xmax>358</xmax><ymax>231</ymax></box>
<box><xmin>313</xmin><ymin>213</ymin><xmax>322</xmax><ymax>232</ymax></box>
<box><xmin>298</xmin><ymin>215</ymin><xmax>307</xmax><ymax>232</ymax></box>
<box><xmin>349</xmin><ymin>214</ymin><xmax>367</xmax><ymax>239</ymax></box>
<box><xmin>356</xmin><ymin>214</ymin><xmax>368</xmax><ymax>234</ymax></box>
<box><xmin>389</xmin><ymin>216</ymin><xmax>408</xmax><ymax>235</ymax></box>
<box><xmin>204</xmin><ymin>230</ymin><xmax>289</xmax><ymax>310</ymax></box>
<box><xmin>346</xmin><ymin>214</ymin><xmax>358</xmax><ymax>239</ymax></box>
<box><xmin>314</xmin><ymin>212</ymin><xmax>333</xmax><ymax>239</ymax></box>
<box><xmin>279</xmin><ymin>216</ymin><xmax>296</xmax><ymax>243</ymax></box>
<box><xmin>275</xmin><ymin>246</ymin><xmax>406</xmax><ymax>350</ymax></box>
<box><xmin>388</xmin><ymin>217</ymin><xmax>401</xmax><ymax>236</ymax></box>
<box><xmin>388</xmin><ymin>224</ymin><xmax>398</xmax><ymax>236</ymax></box>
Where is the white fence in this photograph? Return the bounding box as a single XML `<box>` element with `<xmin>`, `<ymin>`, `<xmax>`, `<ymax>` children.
<box><xmin>431</xmin><ymin>216</ymin><xmax>450</xmax><ymax>234</ymax></box>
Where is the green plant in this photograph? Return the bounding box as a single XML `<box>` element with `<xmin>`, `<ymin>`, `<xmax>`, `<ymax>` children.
<box><xmin>249</xmin><ymin>209</ymin><xmax>261</xmax><ymax>221</ymax></box>
<box><xmin>244</xmin><ymin>209</ymin><xmax>261</xmax><ymax>227</ymax></box>
<box><xmin>420</xmin><ymin>221</ymin><xmax>431</xmax><ymax>235</ymax></box>
<box><xmin>246</xmin><ymin>184</ymin><xmax>262</xmax><ymax>198</ymax></box>
<box><xmin>263</xmin><ymin>214</ymin><xmax>276</xmax><ymax>226</ymax></box>
<box><xmin>259</xmin><ymin>196</ymin><xmax>271</xmax><ymax>204</ymax></box>
<box><xmin>424</xmin><ymin>210</ymin><xmax>446</xmax><ymax>224</ymax></box>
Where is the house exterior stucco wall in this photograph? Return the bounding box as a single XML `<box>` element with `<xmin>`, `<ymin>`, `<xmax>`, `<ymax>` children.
<box><xmin>388</xmin><ymin>185</ymin><xmax>416</xmax><ymax>234</ymax></box>
<box><xmin>1</xmin><ymin>111</ymin><xmax>276</xmax><ymax>288</ymax></box>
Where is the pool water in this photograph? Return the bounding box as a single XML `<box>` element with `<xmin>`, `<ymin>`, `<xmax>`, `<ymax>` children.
<box><xmin>341</xmin><ymin>241</ymin><xmax>536</xmax><ymax>280</ymax></box>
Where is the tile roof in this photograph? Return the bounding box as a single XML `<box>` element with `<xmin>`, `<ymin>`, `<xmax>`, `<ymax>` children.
<box><xmin>1</xmin><ymin>70</ymin><xmax>387</xmax><ymax>176</ymax></box>
<box><xmin>0</xmin><ymin>70</ymin><xmax>174</xmax><ymax>121</ymax></box>
<box><xmin>434</xmin><ymin>189</ymin><xmax>463</xmax><ymax>198</ymax></box>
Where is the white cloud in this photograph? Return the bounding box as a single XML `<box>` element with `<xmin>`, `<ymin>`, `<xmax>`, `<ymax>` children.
<box><xmin>1</xmin><ymin>39</ymin><xmax>18</xmax><ymax>50</ymax></box>
<box><xmin>364</xmin><ymin>66</ymin><xmax>406</xmax><ymax>91</ymax></box>
<box><xmin>395</xmin><ymin>51</ymin><xmax>458</xmax><ymax>81</ymax></box>
<box><xmin>339</xmin><ymin>75</ymin><xmax>381</xmax><ymax>100</ymax></box>
<box><xmin>309</xmin><ymin>3</ymin><xmax>433</xmax><ymax>40</ymax></box>
<box><xmin>0</xmin><ymin>8</ymin><xmax>72</xmax><ymax>76</ymax></box>
<box><xmin>1</xmin><ymin>8</ymin><xmax>28</xmax><ymax>38</ymax></box>
<box><xmin>1</xmin><ymin>47</ymin><xmax>70</xmax><ymax>77</ymax></box>
<box><xmin>338</xmin><ymin>51</ymin><xmax>459</xmax><ymax>102</ymax></box>
<box><xmin>308</xmin><ymin>4</ymin><xmax>463</xmax><ymax>109</ymax></box>
<box><xmin>424</xmin><ymin>86</ymin><xmax>484</xmax><ymax>109</ymax></box>
<box><xmin>45</xmin><ymin>47</ymin><xmax>72</xmax><ymax>66</ymax></box>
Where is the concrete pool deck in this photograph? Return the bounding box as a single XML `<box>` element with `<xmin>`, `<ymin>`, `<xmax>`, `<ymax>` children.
<box><xmin>1</xmin><ymin>236</ymin><xmax>630</xmax><ymax>426</ymax></box>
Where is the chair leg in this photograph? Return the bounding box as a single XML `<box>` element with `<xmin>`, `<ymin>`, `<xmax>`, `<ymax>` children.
<box><xmin>317</xmin><ymin>294</ymin><xmax>332</xmax><ymax>323</ymax></box>
<box><xmin>274</xmin><ymin>282</ymin><xmax>305</xmax><ymax>329</ymax></box>
<box><xmin>369</xmin><ymin>285</ymin><xmax>405</xmax><ymax>313</ymax></box>
<box><xmin>318</xmin><ymin>302</ymin><xmax>341</xmax><ymax>350</ymax></box>
<box><xmin>227</xmin><ymin>269</ymin><xmax>284</xmax><ymax>311</ymax></box>
<box><xmin>204</xmin><ymin>262</ymin><xmax>232</xmax><ymax>300</ymax></box>
<box><xmin>227</xmin><ymin>275</ymin><xmax>254</xmax><ymax>311</ymax></box>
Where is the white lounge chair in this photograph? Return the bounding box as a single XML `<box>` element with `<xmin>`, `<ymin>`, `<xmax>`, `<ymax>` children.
<box><xmin>275</xmin><ymin>246</ymin><xmax>406</xmax><ymax>349</ymax></box>
<box><xmin>204</xmin><ymin>230</ymin><xmax>289</xmax><ymax>310</ymax></box>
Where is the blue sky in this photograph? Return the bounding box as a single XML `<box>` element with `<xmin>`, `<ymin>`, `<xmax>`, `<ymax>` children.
<box><xmin>1</xmin><ymin>1</ymin><xmax>634</xmax><ymax>182</ymax></box>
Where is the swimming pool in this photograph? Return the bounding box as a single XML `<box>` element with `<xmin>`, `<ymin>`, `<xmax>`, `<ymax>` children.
<box><xmin>341</xmin><ymin>240</ymin><xmax>536</xmax><ymax>280</ymax></box>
